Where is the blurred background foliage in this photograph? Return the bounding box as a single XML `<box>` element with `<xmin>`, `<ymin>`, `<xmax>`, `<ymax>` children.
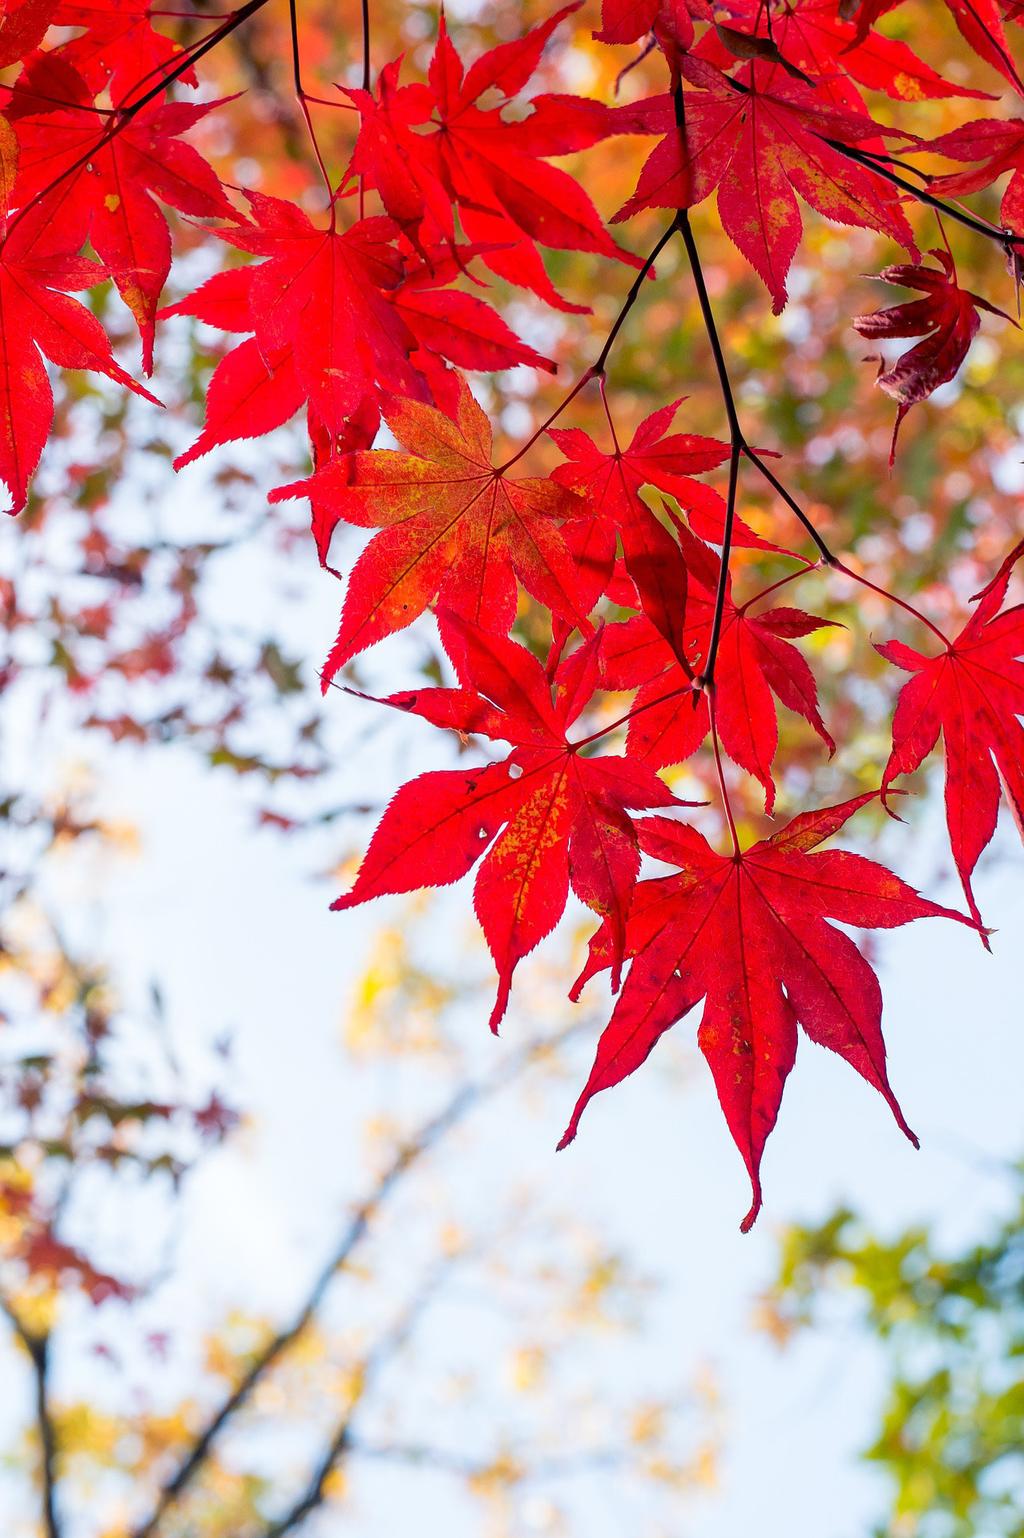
<box><xmin>763</xmin><ymin>1160</ymin><xmax>1024</xmax><ymax>1538</ymax></box>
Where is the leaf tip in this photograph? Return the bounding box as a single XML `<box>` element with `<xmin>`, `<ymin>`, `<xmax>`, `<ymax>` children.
<box><xmin>488</xmin><ymin>977</ymin><xmax>510</xmax><ymax>1034</ymax></box>
<box><xmin>739</xmin><ymin>1191</ymin><xmax>762</xmax><ymax>1234</ymax></box>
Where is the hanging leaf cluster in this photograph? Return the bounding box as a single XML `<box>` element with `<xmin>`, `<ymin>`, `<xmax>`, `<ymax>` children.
<box><xmin>2</xmin><ymin>0</ymin><xmax>1023</xmax><ymax>1227</ymax></box>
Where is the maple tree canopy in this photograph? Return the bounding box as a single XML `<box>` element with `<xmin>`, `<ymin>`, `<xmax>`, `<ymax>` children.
<box><xmin>2</xmin><ymin>0</ymin><xmax>1023</xmax><ymax>1228</ymax></box>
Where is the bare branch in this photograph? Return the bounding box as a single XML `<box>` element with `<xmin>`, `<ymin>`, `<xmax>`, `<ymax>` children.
<box><xmin>131</xmin><ymin>1022</ymin><xmax>585</xmax><ymax>1538</ymax></box>
<box><xmin>256</xmin><ymin>1264</ymin><xmax>447</xmax><ymax>1538</ymax></box>
<box><xmin>1</xmin><ymin>1295</ymin><xmax>62</xmax><ymax>1538</ymax></box>
<box><xmin>346</xmin><ymin>1437</ymin><xmax>629</xmax><ymax>1482</ymax></box>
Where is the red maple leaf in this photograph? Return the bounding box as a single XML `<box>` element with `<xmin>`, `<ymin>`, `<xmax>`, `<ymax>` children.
<box><xmin>548</xmin><ymin>399</ymin><xmax>765</xmax><ymax>658</ymax></box>
<box><xmin>332</xmin><ymin>616</ymin><xmax>687</xmax><ymax>1026</ymax></box>
<box><xmin>878</xmin><ymin>537</ymin><xmax>1024</xmax><ymax>933</ymax></box>
<box><xmin>614</xmin><ymin>57</ymin><xmax>915</xmax><ymax>311</ymax></box>
<box><xmin>600</xmin><ymin>522</ymin><xmax>835</xmax><ymax>811</ymax></box>
<box><xmin>165</xmin><ymin>193</ymin><xmax>431</xmax><ymax>461</ymax></box>
<box><xmin>344</xmin><ymin>5</ymin><xmax>639</xmax><ymax>313</ymax></box>
<box><xmin>550</xmin><ymin>398</ymin><xmax>794</xmax><ymax>636</ymax></box>
<box><xmin>20</xmin><ymin>1224</ymin><xmax>135</xmax><ymax>1304</ymax></box>
<box><xmin>0</xmin><ymin>0</ymin><xmax>57</xmax><ymax>69</ymax></box>
<box><xmin>52</xmin><ymin>0</ymin><xmax>194</xmax><ymax>100</ymax></box>
<box><xmin>849</xmin><ymin>0</ymin><xmax>1024</xmax><ymax>94</ymax></box>
<box><xmin>271</xmin><ymin>375</ymin><xmax>593</xmax><ymax>680</ymax></box>
<box><xmin>9</xmin><ymin>56</ymin><xmax>231</xmax><ymax>369</ymax></box>
<box><xmin>929</xmin><ymin>117</ymin><xmax>1024</xmax><ymax>235</ymax></box>
<box><xmin>390</xmin><ymin>237</ymin><xmax>557</xmax><ymax>377</ymax></box>
<box><xmin>560</xmin><ymin>792</ymin><xmax>973</xmax><ymax>1230</ymax></box>
<box><xmin>164</xmin><ymin>227</ymin><xmax>553</xmax><ymax>469</ymax></box>
<box><xmin>696</xmin><ymin>0</ymin><xmax>992</xmax><ymax>109</ymax></box>
<box><xmin>0</xmin><ymin>131</ymin><xmax>158</xmax><ymax>513</ymax></box>
<box><xmin>594</xmin><ymin>0</ymin><xmax>712</xmax><ymax>49</ymax></box>
<box><xmin>163</xmin><ymin>263</ymin><xmax>381</xmax><ymax>471</ymax></box>
<box><xmin>852</xmin><ymin>249</ymin><xmax>1012</xmax><ymax>461</ymax></box>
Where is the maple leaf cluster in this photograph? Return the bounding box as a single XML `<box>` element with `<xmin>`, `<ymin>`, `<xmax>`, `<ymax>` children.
<box><xmin>2</xmin><ymin>0</ymin><xmax>1023</xmax><ymax>1226</ymax></box>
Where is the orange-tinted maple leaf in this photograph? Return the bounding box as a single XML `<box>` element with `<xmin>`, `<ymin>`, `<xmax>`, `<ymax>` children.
<box><xmin>273</xmin><ymin>376</ymin><xmax>594</xmax><ymax>681</ymax></box>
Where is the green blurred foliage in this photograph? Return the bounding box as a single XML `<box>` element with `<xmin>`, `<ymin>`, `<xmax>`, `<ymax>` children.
<box><xmin>765</xmin><ymin>1167</ymin><xmax>1024</xmax><ymax>1538</ymax></box>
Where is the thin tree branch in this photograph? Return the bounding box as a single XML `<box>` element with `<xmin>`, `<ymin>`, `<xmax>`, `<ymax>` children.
<box><xmin>122</xmin><ymin>0</ymin><xmax>271</xmax><ymax>114</ymax></box>
<box><xmin>698</xmin><ymin>441</ymin><xmax>740</xmax><ymax>689</ymax></box>
<box><xmin>498</xmin><ymin>218</ymin><xmax>677</xmax><ymax>474</ymax></box>
<box><xmin>672</xmin><ymin>203</ymin><xmax>833</xmax><ymax>559</ymax></box>
<box><xmin>708</xmin><ymin>688</ymin><xmax>740</xmax><ymax>857</ymax></box>
<box><xmin>130</xmin><ymin>1023</ymin><xmax>585</xmax><ymax>1538</ymax></box>
<box><xmin>820</xmin><ymin>135</ymin><xmax>1023</xmax><ymax>256</ymax></box>
<box><xmin>361</xmin><ymin>0</ymin><xmax>372</xmax><ymax>92</ymax></box>
<box><xmin>346</xmin><ymin>1437</ymin><xmax>629</xmax><ymax>1481</ymax></box>
<box><xmin>256</xmin><ymin>1265</ymin><xmax>447</xmax><ymax>1538</ymax></box>
<box><xmin>831</xmin><ymin>559</ymin><xmax>951</xmax><ymax>648</ymax></box>
<box><xmin>670</xmin><ymin>75</ymin><xmax>835</xmax><ymax>693</ymax></box>
<box><xmin>670</xmin><ymin>82</ymin><xmax>739</xmax><ymax>693</ymax></box>
<box><xmin>1</xmin><ymin>1297</ymin><xmax>61</xmax><ymax>1538</ymax></box>
<box><xmin>742</xmin><ymin>447</ymin><xmax>834</xmax><ymax>563</ymax></box>
<box><xmin>30</xmin><ymin>1333</ymin><xmax>61</xmax><ymax>1538</ymax></box>
<box><xmin>591</xmin><ymin>222</ymin><xmax>678</xmax><ymax>376</ymax></box>
<box><xmin>287</xmin><ymin>0</ymin><xmax>335</xmax><ymax>206</ymax></box>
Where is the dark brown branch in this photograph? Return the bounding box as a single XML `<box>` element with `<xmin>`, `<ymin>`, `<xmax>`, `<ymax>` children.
<box><xmin>498</xmin><ymin>217</ymin><xmax>677</xmax><ymax>473</ymax></box>
<box><xmin>671</xmin><ymin>81</ymin><xmax>830</xmax><ymax>688</ymax></box>
<box><xmin>676</xmin><ymin>199</ymin><xmax>816</xmax><ymax>551</ymax></box>
<box><xmin>287</xmin><ymin>0</ymin><xmax>335</xmax><ymax>202</ymax></box>
<box><xmin>1</xmin><ymin>1297</ymin><xmax>61</xmax><ymax>1538</ymax></box>
<box><xmin>591</xmin><ymin>220</ymin><xmax>679</xmax><ymax>375</ymax></box>
<box><xmin>256</xmin><ymin>1268</ymin><xmax>446</xmax><ymax>1537</ymax></box>
<box><xmin>676</xmin><ymin>144</ymin><xmax>966</xmax><ymax>654</ymax></box>
<box><xmin>742</xmin><ymin>447</ymin><xmax>834</xmax><ymax>564</ymax></box>
<box><xmin>699</xmin><ymin>441</ymin><xmax>740</xmax><ymax>689</ymax></box>
<box><xmin>346</xmin><ymin>1437</ymin><xmax>628</xmax><ymax>1481</ymax></box>
<box><xmin>361</xmin><ymin>0</ymin><xmax>372</xmax><ymax>91</ymax></box>
<box><xmin>130</xmin><ymin>1024</ymin><xmax>584</xmax><ymax>1538</ymax></box>
<box><xmin>122</xmin><ymin>0</ymin><xmax>271</xmax><ymax>113</ymax></box>
<box><xmin>30</xmin><ymin>1333</ymin><xmax>61</xmax><ymax>1538</ymax></box>
<box><xmin>820</xmin><ymin>135</ymin><xmax>1023</xmax><ymax>256</ymax></box>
